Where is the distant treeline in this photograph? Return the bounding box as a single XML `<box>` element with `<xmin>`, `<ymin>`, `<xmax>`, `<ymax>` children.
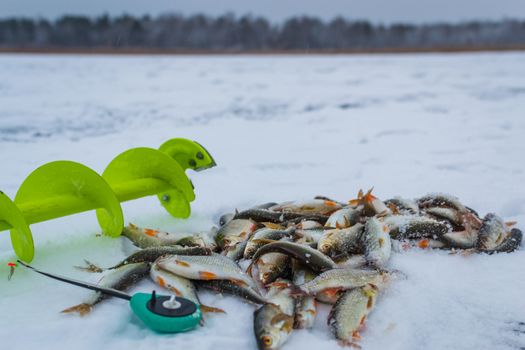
<box><xmin>1</xmin><ymin>14</ymin><xmax>525</xmax><ymax>51</ymax></box>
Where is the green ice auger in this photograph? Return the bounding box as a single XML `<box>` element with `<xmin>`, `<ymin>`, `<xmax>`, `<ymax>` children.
<box><xmin>0</xmin><ymin>138</ymin><xmax>216</xmax><ymax>262</ymax></box>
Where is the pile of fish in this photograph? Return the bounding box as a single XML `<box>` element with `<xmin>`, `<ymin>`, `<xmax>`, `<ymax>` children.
<box><xmin>71</xmin><ymin>190</ymin><xmax>522</xmax><ymax>349</ymax></box>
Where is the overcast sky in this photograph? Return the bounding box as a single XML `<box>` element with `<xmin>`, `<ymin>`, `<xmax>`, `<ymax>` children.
<box><xmin>1</xmin><ymin>0</ymin><xmax>524</xmax><ymax>23</ymax></box>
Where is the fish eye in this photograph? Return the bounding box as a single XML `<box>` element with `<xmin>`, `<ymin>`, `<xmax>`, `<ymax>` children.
<box><xmin>262</xmin><ymin>272</ymin><xmax>270</xmax><ymax>279</ymax></box>
<box><xmin>196</xmin><ymin>152</ymin><xmax>204</xmax><ymax>160</ymax></box>
<box><xmin>262</xmin><ymin>335</ymin><xmax>273</xmax><ymax>347</ymax></box>
<box><xmin>189</xmin><ymin>159</ymin><xmax>197</xmax><ymax>167</ymax></box>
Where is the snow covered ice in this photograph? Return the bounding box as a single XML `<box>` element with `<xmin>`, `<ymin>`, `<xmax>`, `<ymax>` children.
<box><xmin>0</xmin><ymin>52</ymin><xmax>524</xmax><ymax>350</ymax></box>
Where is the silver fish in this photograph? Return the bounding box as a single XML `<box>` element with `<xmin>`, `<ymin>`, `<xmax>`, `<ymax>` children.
<box><xmin>324</xmin><ymin>207</ymin><xmax>362</xmax><ymax>229</ymax></box>
<box><xmin>215</xmin><ymin>219</ymin><xmax>258</xmax><ymax>251</ymax></box>
<box><xmin>254</xmin><ymin>303</ymin><xmax>294</xmax><ymax>350</ymax></box>
<box><xmin>386</xmin><ymin>216</ymin><xmax>450</xmax><ymax>240</ymax></box>
<box><xmin>328</xmin><ymin>284</ymin><xmax>378</xmax><ymax>346</ymax></box>
<box><xmin>244</xmin><ymin>227</ymin><xmax>295</xmax><ymax>259</ymax></box>
<box><xmin>122</xmin><ymin>223</ymin><xmax>193</xmax><ymax>248</ymax></box>
<box><xmin>477</xmin><ymin>213</ymin><xmax>508</xmax><ymax>251</ymax></box>
<box><xmin>295</xmin><ymin>268</ymin><xmax>387</xmax><ymax>297</ymax></box>
<box><xmin>62</xmin><ymin>262</ymin><xmax>150</xmax><ymax>316</ymax></box>
<box><xmin>292</xmin><ymin>263</ymin><xmax>317</xmax><ymax>329</ymax></box>
<box><xmin>256</xmin><ymin>252</ymin><xmax>290</xmax><ymax>285</ymax></box>
<box><xmin>270</xmin><ymin>199</ymin><xmax>342</xmax><ymax>216</ymax></box>
<box><xmin>318</xmin><ymin>224</ymin><xmax>364</xmax><ymax>259</ymax></box>
<box><xmin>156</xmin><ymin>253</ymin><xmax>257</xmax><ymax>289</ymax></box>
<box><xmin>77</xmin><ymin>246</ymin><xmax>212</xmax><ymax>272</ymax></box>
<box><xmin>254</xmin><ymin>280</ymin><xmax>295</xmax><ymax>350</ymax></box>
<box><xmin>363</xmin><ymin>217</ymin><xmax>392</xmax><ymax>268</ymax></box>
<box><xmin>222</xmin><ymin>238</ymin><xmax>249</xmax><ymax>261</ymax></box>
<box><xmin>248</xmin><ymin>241</ymin><xmax>336</xmax><ymax>274</ymax></box>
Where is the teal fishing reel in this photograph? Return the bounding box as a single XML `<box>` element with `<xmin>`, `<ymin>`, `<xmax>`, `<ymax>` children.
<box><xmin>18</xmin><ymin>261</ymin><xmax>202</xmax><ymax>333</ymax></box>
<box><xmin>130</xmin><ymin>292</ymin><xmax>202</xmax><ymax>333</ymax></box>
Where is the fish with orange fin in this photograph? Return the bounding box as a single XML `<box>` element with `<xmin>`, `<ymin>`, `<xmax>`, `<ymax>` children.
<box><xmin>254</xmin><ymin>279</ymin><xmax>295</xmax><ymax>350</ymax></box>
<box><xmin>363</xmin><ymin>216</ymin><xmax>392</xmax><ymax>269</ymax></box>
<box><xmin>328</xmin><ymin>284</ymin><xmax>379</xmax><ymax>347</ymax></box>
<box><xmin>349</xmin><ymin>188</ymin><xmax>390</xmax><ymax>217</ymax></box>
<box><xmin>476</xmin><ymin>214</ymin><xmax>522</xmax><ymax>253</ymax></box>
<box><xmin>324</xmin><ymin>207</ymin><xmax>363</xmax><ymax>229</ymax></box>
<box><xmin>155</xmin><ymin>253</ymin><xmax>258</xmax><ymax>290</ymax></box>
<box><xmin>292</xmin><ymin>268</ymin><xmax>387</xmax><ymax>301</ymax></box>
<box><xmin>62</xmin><ymin>262</ymin><xmax>150</xmax><ymax>316</ymax></box>
<box><xmin>76</xmin><ymin>245</ymin><xmax>212</xmax><ymax>273</ymax></box>
<box><xmin>247</xmin><ymin>241</ymin><xmax>336</xmax><ymax>274</ymax></box>
<box><xmin>122</xmin><ymin>223</ymin><xmax>197</xmax><ymax>249</ymax></box>
<box><xmin>244</xmin><ymin>227</ymin><xmax>295</xmax><ymax>259</ymax></box>
<box><xmin>385</xmin><ymin>215</ymin><xmax>450</xmax><ymax>240</ymax></box>
<box><xmin>215</xmin><ymin>218</ymin><xmax>259</xmax><ymax>257</ymax></box>
<box><xmin>150</xmin><ymin>263</ymin><xmax>225</xmax><ymax>315</ymax></box>
<box><xmin>269</xmin><ymin>198</ymin><xmax>343</xmax><ymax>216</ymax></box>
<box><xmin>318</xmin><ymin>224</ymin><xmax>364</xmax><ymax>259</ymax></box>
<box><xmin>292</xmin><ymin>262</ymin><xmax>317</xmax><ymax>329</ymax></box>
<box><xmin>255</xmin><ymin>252</ymin><xmax>291</xmax><ymax>285</ymax></box>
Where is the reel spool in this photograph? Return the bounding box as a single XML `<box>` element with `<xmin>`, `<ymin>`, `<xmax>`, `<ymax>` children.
<box><xmin>0</xmin><ymin>138</ymin><xmax>216</xmax><ymax>262</ymax></box>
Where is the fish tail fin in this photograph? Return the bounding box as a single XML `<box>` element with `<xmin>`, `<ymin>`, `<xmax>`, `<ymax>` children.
<box><xmin>74</xmin><ymin>259</ymin><xmax>104</xmax><ymax>273</ymax></box>
<box><xmin>61</xmin><ymin>303</ymin><xmax>92</xmax><ymax>316</ymax></box>
<box><xmin>200</xmin><ymin>304</ymin><xmax>226</xmax><ymax>314</ymax></box>
<box><xmin>364</xmin><ymin>187</ymin><xmax>376</xmax><ymax>202</ymax></box>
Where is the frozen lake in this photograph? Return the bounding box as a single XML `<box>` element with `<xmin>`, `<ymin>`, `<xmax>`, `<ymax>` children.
<box><xmin>0</xmin><ymin>53</ymin><xmax>524</xmax><ymax>350</ymax></box>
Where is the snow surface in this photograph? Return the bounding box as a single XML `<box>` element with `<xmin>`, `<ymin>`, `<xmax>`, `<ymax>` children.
<box><xmin>0</xmin><ymin>53</ymin><xmax>524</xmax><ymax>350</ymax></box>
